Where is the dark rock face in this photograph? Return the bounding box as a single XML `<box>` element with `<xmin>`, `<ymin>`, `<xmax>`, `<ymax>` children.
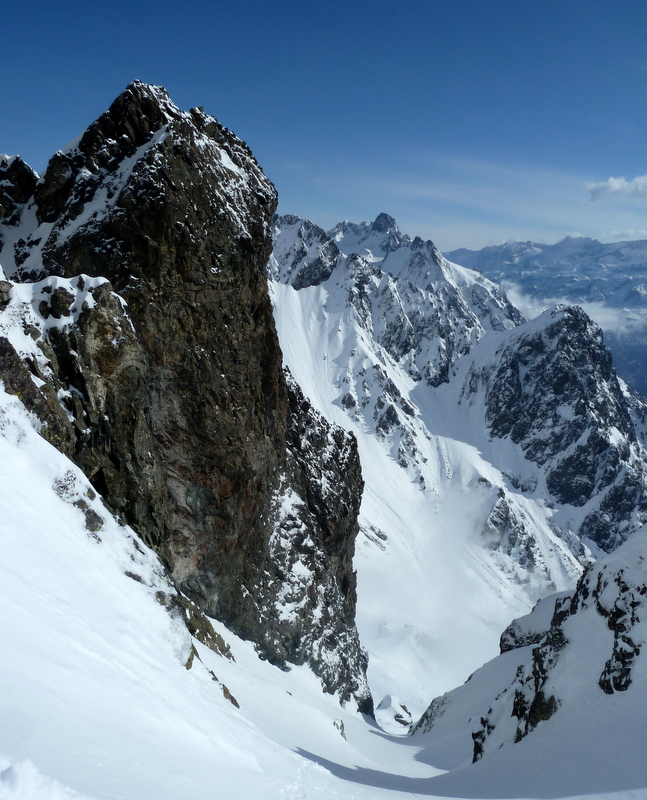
<box><xmin>486</xmin><ymin>307</ymin><xmax>628</xmax><ymax>470</ymax></box>
<box><xmin>371</xmin><ymin>212</ymin><xmax>397</xmax><ymax>234</ymax></box>
<box><xmin>269</xmin><ymin>215</ymin><xmax>341</xmax><ymax>289</ymax></box>
<box><xmin>474</xmin><ymin>532</ymin><xmax>647</xmax><ymax>758</ymax></box>
<box><xmin>0</xmin><ymin>82</ymin><xmax>370</xmax><ymax>707</ymax></box>
<box><xmin>482</xmin><ymin>306</ymin><xmax>647</xmax><ymax>550</ymax></box>
<box><xmin>0</xmin><ymin>155</ymin><xmax>39</xmax><ymax>227</ymax></box>
<box><xmin>0</xmin><ymin>331</ymin><xmax>75</xmax><ymax>454</ymax></box>
<box><xmin>263</xmin><ymin>373</ymin><xmax>371</xmax><ymax>710</ymax></box>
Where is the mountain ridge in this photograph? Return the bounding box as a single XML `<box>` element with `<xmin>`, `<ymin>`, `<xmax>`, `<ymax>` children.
<box><xmin>268</xmin><ymin>210</ymin><xmax>647</xmax><ymax>720</ymax></box>
<box><xmin>0</xmin><ymin>81</ymin><xmax>371</xmax><ymax>710</ymax></box>
<box><xmin>3</xmin><ymin>85</ymin><xmax>647</xmax><ymax>798</ymax></box>
<box><xmin>446</xmin><ymin>234</ymin><xmax>647</xmax><ymax>395</ymax></box>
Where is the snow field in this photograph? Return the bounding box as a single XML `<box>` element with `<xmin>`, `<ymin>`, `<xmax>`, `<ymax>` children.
<box><xmin>0</xmin><ymin>383</ymin><xmax>445</xmax><ymax>799</ymax></box>
<box><xmin>270</xmin><ymin>277</ymin><xmax>581</xmax><ymax>716</ymax></box>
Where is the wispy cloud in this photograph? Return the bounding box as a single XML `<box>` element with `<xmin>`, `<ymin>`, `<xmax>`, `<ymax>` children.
<box><xmin>503</xmin><ymin>281</ymin><xmax>647</xmax><ymax>339</ymax></box>
<box><xmin>276</xmin><ymin>148</ymin><xmax>647</xmax><ymax>250</ymax></box>
<box><xmin>604</xmin><ymin>229</ymin><xmax>647</xmax><ymax>240</ymax></box>
<box><xmin>587</xmin><ymin>175</ymin><xmax>647</xmax><ymax>201</ymax></box>
<box><xmin>503</xmin><ymin>281</ymin><xmax>647</xmax><ymax>393</ymax></box>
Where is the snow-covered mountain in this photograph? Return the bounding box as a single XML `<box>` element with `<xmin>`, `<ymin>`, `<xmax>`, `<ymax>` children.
<box><xmin>411</xmin><ymin>526</ymin><xmax>647</xmax><ymax>798</ymax></box>
<box><xmin>447</xmin><ymin>236</ymin><xmax>647</xmax><ymax>310</ymax></box>
<box><xmin>3</xmin><ymin>83</ymin><xmax>647</xmax><ymax>800</ymax></box>
<box><xmin>272</xmin><ymin>213</ymin><xmax>524</xmax><ymax>391</ymax></box>
<box><xmin>0</xmin><ymin>81</ymin><xmax>371</xmax><ymax>710</ymax></box>
<box><xmin>447</xmin><ymin>236</ymin><xmax>647</xmax><ymax>395</ymax></box>
<box><xmin>268</xmin><ymin>212</ymin><xmax>647</xmax><ymax>720</ymax></box>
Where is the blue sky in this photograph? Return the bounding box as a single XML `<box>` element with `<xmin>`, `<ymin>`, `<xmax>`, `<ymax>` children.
<box><xmin>2</xmin><ymin>0</ymin><xmax>647</xmax><ymax>250</ymax></box>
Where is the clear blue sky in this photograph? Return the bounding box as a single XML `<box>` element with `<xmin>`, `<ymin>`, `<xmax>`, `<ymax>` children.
<box><xmin>2</xmin><ymin>0</ymin><xmax>647</xmax><ymax>250</ymax></box>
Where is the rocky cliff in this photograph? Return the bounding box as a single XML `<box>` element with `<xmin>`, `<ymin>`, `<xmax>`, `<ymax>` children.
<box><xmin>0</xmin><ymin>82</ymin><xmax>371</xmax><ymax>710</ymax></box>
<box><xmin>459</xmin><ymin>305</ymin><xmax>647</xmax><ymax>552</ymax></box>
<box><xmin>413</xmin><ymin>526</ymin><xmax>647</xmax><ymax>764</ymax></box>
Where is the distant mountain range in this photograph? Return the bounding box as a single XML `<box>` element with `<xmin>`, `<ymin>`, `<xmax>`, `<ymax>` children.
<box><xmin>446</xmin><ymin>236</ymin><xmax>647</xmax><ymax>395</ymax></box>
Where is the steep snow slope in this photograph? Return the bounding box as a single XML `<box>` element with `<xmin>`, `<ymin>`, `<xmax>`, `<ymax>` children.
<box><xmin>0</xmin><ymin>379</ymin><xmax>438</xmax><ymax>800</ymax></box>
<box><xmin>271</xmin><ymin>277</ymin><xmax>579</xmax><ymax>709</ymax></box>
<box><xmin>269</xmin><ymin>215</ymin><xmax>612</xmax><ymax>718</ymax></box>
<box><xmin>4</xmin><ymin>374</ymin><xmax>646</xmax><ymax>800</ymax></box>
<box><xmin>269</xmin><ymin>213</ymin><xmax>647</xmax><ymax>720</ymax></box>
<box><xmin>411</xmin><ymin>526</ymin><xmax>647</xmax><ymax>799</ymax></box>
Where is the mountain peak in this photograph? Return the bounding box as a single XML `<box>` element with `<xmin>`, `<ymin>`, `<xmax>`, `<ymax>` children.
<box><xmin>0</xmin><ymin>154</ymin><xmax>39</xmax><ymax>226</ymax></box>
<box><xmin>81</xmin><ymin>80</ymin><xmax>176</xmax><ymax>155</ymax></box>
<box><xmin>371</xmin><ymin>212</ymin><xmax>398</xmax><ymax>234</ymax></box>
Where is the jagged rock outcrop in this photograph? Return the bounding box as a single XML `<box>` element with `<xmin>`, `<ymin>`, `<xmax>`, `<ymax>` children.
<box><xmin>0</xmin><ymin>155</ymin><xmax>38</xmax><ymax>229</ymax></box>
<box><xmin>272</xmin><ymin>212</ymin><xmax>522</xmax><ymax>388</ymax></box>
<box><xmin>473</xmin><ymin>528</ymin><xmax>647</xmax><ymax>755</ymax></box>
<box><xmin>462</xmin><ymin>305</ymin><xmax>647</xmax><ymax>551</ymax></box>
<box><xmin>0</xmin><ymin>82</ymin><xmax>371</xmax><ymax>709</ymax></box>
<box><xmin>261</xmin><ymin>373</ymin><xmax>369</xmax><ymax>706</ymax></box>
<box><xmin>331</xmin><ymin>212</ymin><xmax>410</xmax><ymax>255</ymax></box>
<box><xmin>268</xmin><ymin>215</ymin><xmax>341</xmax><ymax>289</ymax></box>
<box><xmin>413</xmin><ymin>526</ymin><xmax>647</xmax><ymax>762</ymax></box>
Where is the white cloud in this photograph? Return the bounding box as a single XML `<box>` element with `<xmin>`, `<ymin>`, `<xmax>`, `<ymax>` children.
<box><xmin>502</xmin><ymin>281</ymin><xmax>647</xmax><ymax>339</ymax></box>
<box><xmin>582</xmin><ymin>303</ymin><xmax>647</xmax><ymax>338</ymax></box>
<box><xmin>604</xmin><ymin>229</ymin><xmax>647</xmax><ymax>240</ymax></box>
<box><xmin>587</xmin><ymin>175</ymin><xmax>647</xmax><ymax>201</ymax></box>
